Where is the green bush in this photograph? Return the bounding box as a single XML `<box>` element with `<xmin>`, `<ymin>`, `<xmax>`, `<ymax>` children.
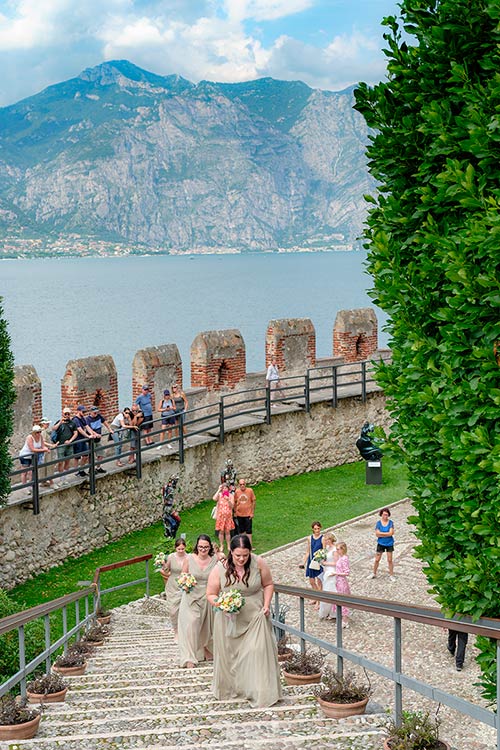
<box><xmin>0</xmin><ymin>297</ymin><xmax>15</xmax><ymax>504</ymax></box>
<box><xmin>355</xmin><ymin>0</ymin><xmax>500</xmax><ymax>701</ymax></box>
<box><xmin>0</xmin><ymin>591</ymin><xmax>45</xmax><ymax>685</ymax></box>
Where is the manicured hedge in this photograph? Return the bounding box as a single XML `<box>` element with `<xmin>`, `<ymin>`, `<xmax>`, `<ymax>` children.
<box><xmin>354</xmin><ymin>0</ymin><xmax>500</xmax><ymax>700</ymax></box>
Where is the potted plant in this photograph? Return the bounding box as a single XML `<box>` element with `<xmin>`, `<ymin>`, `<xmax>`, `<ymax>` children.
<box><xmin>383</xmin><ymin>710</ymin><xmax>451</xmax><ymax>750</ymax></box>
<box><xmin>52</xmin><ymin>646</ymin><xmax>88</xmax><ymax>676</ymax></box>
<box><xmin>0</xmin><ymin>695</ymin><xmax>41</xmax><ymax>740</ymax></box>
<box><xmin>82</xmin><ymin>624</ymin><xmax>109</xmax><ymax>647</ymax></box>
<box><xmin>276</xmin><ymin>635</ymin><xmax>294</xmax><ymax>663</ymax></box>
<box><xmin>281</xmin><ymin>648</ymin><xmax>324</xmax><ymax>685</ymax></box>
<box><xmin>27</xmin><ymin>672</ymin><xmax>69</xmax><ymax>703</ymax></box>
<box><xmin>96</xmin><ymin>606</ymin><xmax>112</xmax><ymax>625</ymax></box>
<box><xmin>314</xmin><ymin>667</ymin><xmax>372</xmax><ymax>719</ymax></box>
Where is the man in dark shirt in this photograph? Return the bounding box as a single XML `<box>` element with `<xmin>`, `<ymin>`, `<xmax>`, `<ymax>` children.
<box><xmin>86</xmin><ymin>405</ymin><xmax>114</xmax><ymax>473</ymax></box>
<box><xmin>52</xmin><ymin>408</ymin><xmax>78</xmax><ymax>474</ymax></box>
<box><xmin>72</xmin><ymin>406</ymin><xmax>98</xmax><ymax>477</ymax></box>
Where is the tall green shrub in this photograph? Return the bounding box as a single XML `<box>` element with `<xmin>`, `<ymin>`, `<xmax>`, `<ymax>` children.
<box><xmin>354</xmin><ymin>0</ymin><xmax>500</xmax><ymax>700</ymax></box>
<box><xmin>0</xmin><ymin>297</ymin><xmax>15</xmax><ymax>505</ymax></box>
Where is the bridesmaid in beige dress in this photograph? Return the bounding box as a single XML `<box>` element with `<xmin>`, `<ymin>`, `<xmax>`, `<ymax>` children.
<box><xmin>161</xmin><ymin>538</ymin><xmax>188</xmax><ymax>642</ymax></box>
<box><xmin>177</xmin><ymin>535</ymin><xmax>217</xmax><ymax>668</ymax></box>
<box><xmin>207</xmin><ymin>534</ymin><xmax>282</xmax><ymax>707</ymax></box>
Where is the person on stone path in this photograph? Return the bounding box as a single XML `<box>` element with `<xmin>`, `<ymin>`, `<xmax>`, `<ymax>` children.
<box><xmin>370</xmin><ymin>507</ymin><xmax>395</xmax><ymax>581</ymax></box>
<box><xmin>300</xmin><ymin>521</ymin><xmax>324</xmax><ymax>606</ymax></box>
<box><xmin>233</xmin><ymin>479</ymin><xmax>256</xmax><ymax>547</ymax></box>
<box><xmin>447</xmin><ymin>629</ymin><xmax>468</xmax><ymax>672</ymax></box>
<box><xmin>318</xmin><ymin>533</ymin><xmax>339</xmax><ymax>621</ymax></box>
<box><xmin>213</xmin><ymin>483</ymin><xmax>235</xmax><ymax>556</ymax></box>
<box><xmin>335</xmin><ymin>541</ymin><xmax>351</xmax><ymax>628</ymax></box>
<box><xmin>161</xmin><ymin>538</ymin><xmax>188</xmax><ymax>643</ymax></box>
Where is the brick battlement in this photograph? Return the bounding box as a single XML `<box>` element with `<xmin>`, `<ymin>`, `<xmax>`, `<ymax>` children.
<box><xmin>12</xmin><ymin>308</ymin><xmax>382</xmax><ymax>449</ymax></box>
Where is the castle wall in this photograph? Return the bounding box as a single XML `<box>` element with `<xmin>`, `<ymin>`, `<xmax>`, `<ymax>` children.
<box><xmin>1</xmin><ymin>390</ymin><xmax>389</xmax><ymax>589</ymax></box>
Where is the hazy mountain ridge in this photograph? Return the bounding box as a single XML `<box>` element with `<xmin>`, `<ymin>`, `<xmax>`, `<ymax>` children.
<box><xmin>0</xmin><ymin>60</ymin><xmax>374</xmax><ymax>251</ymax></box>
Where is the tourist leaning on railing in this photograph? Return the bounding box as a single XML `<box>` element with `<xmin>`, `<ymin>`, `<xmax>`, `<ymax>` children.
<box><xmin>17</xmin><ymin>425</ymin><xmax>51</xmax><ymax>485</ymax></box>
<box><xmin>110</xmin><ymin>408</ymin><xmax>133</xmax><ymax>467</ymax></box>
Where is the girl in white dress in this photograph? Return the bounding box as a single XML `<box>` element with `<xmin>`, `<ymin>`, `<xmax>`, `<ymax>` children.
<box><xmin>318</xmin><ymin>533</ymin><xmax>339</xmax><ymax>620</ymax></box>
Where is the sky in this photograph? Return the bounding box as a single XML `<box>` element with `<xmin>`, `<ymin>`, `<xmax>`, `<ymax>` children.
<box><xmin>0</xmin><ymin>0</ymin><xmax>400</xmax><ymax>107</ymax></box>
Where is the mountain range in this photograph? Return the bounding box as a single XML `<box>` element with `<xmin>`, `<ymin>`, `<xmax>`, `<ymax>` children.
<box><xmin>0</xmin><ymin>60</ymin><xmax>374</xmax><ymax>252</ymax></box>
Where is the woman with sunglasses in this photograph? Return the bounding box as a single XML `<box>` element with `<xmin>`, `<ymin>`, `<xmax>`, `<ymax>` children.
<box><xmin>177</xmin><ymin>534</ymin><xmax>217</xmax><ymax>668</ymax></box>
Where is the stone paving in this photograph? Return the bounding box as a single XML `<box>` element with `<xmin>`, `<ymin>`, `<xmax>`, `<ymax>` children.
<box><xmin>263</xmin><ymin>498</ymin><xmax>496</xmax><ymax>750</ymax></box>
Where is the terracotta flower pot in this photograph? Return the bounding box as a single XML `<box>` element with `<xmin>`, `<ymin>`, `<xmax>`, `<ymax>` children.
<box><xmin>97</xmin><ymin>615</ymin><xmax>111</xmax><ymax>625</ymax></box>
<box><xmin>317</xmin><ymin>694</ymin><xmax>369</xmax><ymax>719</ymax></box>
<box><xmin>85</xmin><ymin>640</ymin><xmax>104</xmax><ymax>647</ymax></box>
<box><xmin>277</xmin><ymin>649</ymin><xmax>293</xmax><ymax>663</ymax></box>
<box><xmin>0</xmin><ymin>713</ymin><xmax>41</xmax><ymax>740</ymax></box>
<box><xmin>27</xmin><ymin>687</ymin><xmax>68</xmax><ymax>704</ymax></box>
<box><xmin>383</xmin><ymin>740</ymin><xmax>450</xmax><ymax>750</ymax></box>
<box><xmin>282</xmin><ymin>670</ymin><xmax>322</xmax><ymax>685</ymax></box>
<box><xmin>52</xmin><ymin>662</ymin><xmax>87</xmax><ymax>676</ymax></box>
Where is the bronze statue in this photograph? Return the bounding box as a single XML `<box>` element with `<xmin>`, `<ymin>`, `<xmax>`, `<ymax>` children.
<box><xmin>356</xmin><ymin>422</ymin><xmax>382</xmax><ymax>461</ymax></box>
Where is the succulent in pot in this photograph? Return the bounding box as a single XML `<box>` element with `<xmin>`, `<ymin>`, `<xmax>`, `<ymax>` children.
<box><xmin>27</xmin><ymin>672</ymin><xmax>69</xmax><ymax>703</ymax></box>
<box><xmin>0</xmin><ymin>695</ymin><xmax>41</xmax><ymax>740</ymax></box>
<box><xmin>96</xmin><ymin>606</ymin><xmax>112</xmax><ymax>625</ymax></box>
<box><xmin>83</xmin><ymin>624</ymin><xmax>109</xmax><ymax>645</ymax></box>
<box><xmin>281</xmin><ymin>648</ymin><xmax>324</xmax><ymax>685</ymax></box>
<box><xmin>276</xmin><ymin>635</ymin><xmax>294</xmax><ymax>663</ymax></box>
<box><xmin>384</xmin><ymin>709</ymin><xmax>450</xmax><ymax>750</ymax></box>
<box><xmin>52</xmin><ymin>646</ymin><xmax>88</xmax><ymax>675</ymax></box>
<box><xmin>314</xmin><ymin>667</ymin><xmax>372</xmax><ymax>718</ymax></box>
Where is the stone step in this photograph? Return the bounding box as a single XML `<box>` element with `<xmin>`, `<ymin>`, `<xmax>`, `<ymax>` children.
<box><xmin>13</xmin><ymin>715</ymin><xmax>386</xmax><ymax>749</ymax></box>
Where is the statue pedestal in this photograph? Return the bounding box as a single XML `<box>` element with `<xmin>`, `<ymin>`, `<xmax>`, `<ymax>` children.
<box><xmin>366</xmin><ymin>460</ymin><xmax>382</xmax><ymax>485</ymax></box>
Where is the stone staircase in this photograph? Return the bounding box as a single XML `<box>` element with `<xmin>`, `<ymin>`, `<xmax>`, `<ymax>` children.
<box><xmin>7</xmin><ymin>598</ymin><xmax>389</xmax><ymax>750</ymax></box>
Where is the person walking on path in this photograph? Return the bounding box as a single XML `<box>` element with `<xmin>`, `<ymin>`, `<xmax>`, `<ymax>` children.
<box><xmin>318</xmin><ymin>533</ymin><xmax>339</xmax><ymax>621</ymax></box>
<box><xmin>207</xmin><ymin>534</ymin><xmax>282</xmax><ymax>708</ymax></box>
<box><xmin>161</xmin><ymin>538</ymin><xmax>188</xmax><ymax>643</ymax></box>
<box><xmin>266</xmin><ymin>356</ymin><xmax>284</xmax><ymax>405</ymax></box>
<box><xmin>213</xmin><ymin>483</ymin><xmax>235</xmax><ymax>555</ymax></box>
<box><xmin>233</xmin><ymin>479</ymin><xmax>256</xmax><ymax>547</ymax></box>
<box><xmin>177</xmin><ymin>535</ymin><xmax>217</xmax><ymax>668</ymax></box>
<box><xmin>447</xmin><ymin>629</ymin><xmax>468</xmax><ymax>672</ymax></box>
<box><xmin>370</xmin><ymin>507</ymin><xmax>395</xmax><ymax>581</ymax></box>
<box><xmin>301</xmin><ymin>521</ymin><xmax>324</xmax><ymax>604</ymax></box>
<box><xmin>335</xmin><ymin>541</ymin><xmax>351</xmax><ymax>627</ymax></box>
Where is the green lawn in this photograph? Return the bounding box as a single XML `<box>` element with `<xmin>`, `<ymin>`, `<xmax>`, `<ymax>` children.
<box><xmin>9</xmin><ymin>458</ymin><xmax>408</xmax><ymax>612</ymax></box>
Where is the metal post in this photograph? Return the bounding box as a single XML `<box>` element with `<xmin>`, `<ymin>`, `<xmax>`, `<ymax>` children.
<box><xmin>361</xmin><ymin>361</ymin><xmax>367</xmax><ymax>403</ymax></box>
<box><xmin>299</xmin><ymin>597</ymin><xmax>305</xmax><ymax>654</ymax></box>
<box><xmin>179</xmin><ymin>413</ymin><xmax>185</xmax><ymax>464</ymax></box>
<box><xmin>19</xmin><ymin>625</ymin><xmax>26</xmax><ymax>698</ymax></box>
<box><xmin>219</xmin><ymin>399</ymin><xmax>225</xmax><ymax>444</ymax></box>
<box><xmin>332</xmin><ymin>366</ymin><xmax>338</xmax><ymax>408</ymax></box>
<box><xmin>75</xmin><ymin>599</ymin><xmax>80</xmax><ymax>638</ymax></box>
<box><xmin>62</xmin><ymin>605</ymin><xmax>68</xmax><ymax>652</ymax></box>
<box><xmin>394</xmin><ymin>617</ymin><xmax>402</xmax><ymax>725</ymax></box>
<box><xmin>304</xmin><ymin>372</ymin><xmax>310</xmax><ymax>413</ymax></box>
<box><xmin>265</xmin><ymin>386</ymin><xmax>271</xmax><ymax>425</ymax></box>
<box><xmin>89</xmin><ymin>438</ymin><xmax>96</xmax><ymax>495</ymax></box>
<box><xmin>32</xmin><ymin>455</ymin><xmax>40</xmax><ymax>515</ymax></box>
<box><xmin>44</xmin><ymin>614</ymin><xmax>51</xmax><ymax>672</ymax></box>
<box><xmin>273</xmin><ymin>591</ymin><xmax>280</xmax><ymax>640</ymax></box>
<box><xmin>145</xmin><ymin>558</ymin><xmax>150</xmax><ymax>598</ymax></box>
<box><xmin>136</xmin><ymin>429</ymin><xmax>143</xmax><ymax>479</ymax></box>
<box><xmin>336</xmin><ymin>605</ymin><xmax>343</xmax><ymax>675</ymax></box>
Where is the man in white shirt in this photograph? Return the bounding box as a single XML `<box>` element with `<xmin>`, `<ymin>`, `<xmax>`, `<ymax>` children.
<box><xmin>266</xmin><ymin>357</ymin><xmax>283</xmax><ymax>403</ymax></box>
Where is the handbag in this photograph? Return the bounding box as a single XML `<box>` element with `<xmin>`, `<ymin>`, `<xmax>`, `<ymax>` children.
<box><xmin>309</xmin><ymin>559</ymin><xmax>321</xmax><ymax>571</ymax></box>
<box><xmin>211</xmin><ymin>505</ymin><xmax>218</xmax><ymax>520</ymax></box>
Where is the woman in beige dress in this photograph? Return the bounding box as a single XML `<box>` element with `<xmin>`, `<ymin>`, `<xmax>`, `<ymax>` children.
<box><xmin>207</xmin><ymin>534</ymin><xmax>282</xmax><ymax>707</ymax></box>
<box><xmin>161</xmin><ymin>538</ymin><xmax>187</xmax><ymax>642</ymax></box>
<box><xmin>177</xmin><ymin>534</ymin><xmax>217</xmax><ymax>668</ymax></box>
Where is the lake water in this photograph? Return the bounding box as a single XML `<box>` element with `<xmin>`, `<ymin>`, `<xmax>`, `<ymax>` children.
<box><xmin>1</xmin><ymin>251</ymin><xmax>387</xmax><ymax>418</ymax></box>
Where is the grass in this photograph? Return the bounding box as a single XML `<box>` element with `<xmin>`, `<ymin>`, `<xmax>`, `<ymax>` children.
<box><xmin>9</xmin><ymin>458</ymin><xmax>408</xmax><ymax>612</ymax></box>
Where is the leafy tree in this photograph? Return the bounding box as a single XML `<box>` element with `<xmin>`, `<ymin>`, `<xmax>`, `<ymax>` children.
<box><xmin>0</xmin><ymin>297</ymin><xmax>15</xmax><ymax>505</ymax></box>
<box><xmin>354</xmin><ymin>0</ymin><xmax>500</xmax><ymax>700</ymax></box>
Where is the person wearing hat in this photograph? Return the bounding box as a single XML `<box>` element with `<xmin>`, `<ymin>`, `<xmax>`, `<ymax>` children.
<box><xmin>18</xmin><ymin>425</ymin><xmax>50</xmax><ymax>486</ymax></box>
<box><xmin>86</xmin><ymin>405</ymin><xmax>114</xmax><ymax>473</ymax></box>
<box><xmin>157</xmin><ymin>389</ymin><xmax>176</xmax><ymax>447</ymax></box>
<box><xmin>39</xmin><ymin>418</ymin><xmax>56</xmax><ymax>487</ymax></box>
<box><xmin>52</xmin><ymin>408</ymin><xmax>79</xmax><ymax>475</ymax></box>
<box><xmin>135</xmin><ymin>385</ymin><xmax>154</xmax><ymax>445</ymax></box>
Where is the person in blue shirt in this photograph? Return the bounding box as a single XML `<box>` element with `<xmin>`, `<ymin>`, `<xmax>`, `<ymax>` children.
<box><xmin>370</xmin><ymin>507</ymin><xmax>395</xmax><ymax>581</ymax></box>
<box><xmin>135</xmin><ymin>384</ymin><xmax>154</xmax><ymax>445</ymax></box>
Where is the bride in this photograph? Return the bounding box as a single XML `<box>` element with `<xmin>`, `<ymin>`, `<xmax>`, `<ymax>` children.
<box><xmin>318</xmin><ymin>533</ymin><xmax>339</xmax><ymax>620</ymax></box>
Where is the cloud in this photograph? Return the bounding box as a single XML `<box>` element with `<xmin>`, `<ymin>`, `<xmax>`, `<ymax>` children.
<box><xmin>223</xmin><ymin>0</ymin><xmax>314</xmax><ymax>23</ymax></box>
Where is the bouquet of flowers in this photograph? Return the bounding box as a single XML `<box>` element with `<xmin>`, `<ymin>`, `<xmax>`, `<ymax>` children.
<box><xmin>176</xmin><ymin>572</ymin><xmax>197</xmax><ymax>592</ymax></box>
<box><xmin>154</xmin><ymin>552</ymin><xmax>167</xmax><ymax>571</ymax></box>
<box><xmin>213</xmin><ymin>588</ymin><xmax>245</xmax><ymax>614</ymax></box>
<box><xmin>313</xmin><ymin>548</ymin><xmax>327</xmax><ymax>563</ymax></box>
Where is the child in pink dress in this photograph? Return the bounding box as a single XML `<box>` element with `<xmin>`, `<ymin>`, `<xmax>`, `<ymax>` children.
<box><xmin>335</xmin><ymin>541</ymin><xmax>351</xmax><ymax>627</ymax></box>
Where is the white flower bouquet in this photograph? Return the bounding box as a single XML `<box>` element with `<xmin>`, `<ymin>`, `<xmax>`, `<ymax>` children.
<box><xmin>176</xmin><ymin>572</ymin><xmax>197</xmax><ymax>592</ymax></box>
<box><xmin>313</xmin><ymin>548</ymin><xmax>327</xmax><ymax>563</ymax></box>
<box><xmin>213</xmin><ymin>588</ymin><xmax>245</xmax><ymax>614</ymax></box>
<box><xmin>154</xmin><ymin>552</ymin><xmax>167</xmax><ymax>571</ymax></box>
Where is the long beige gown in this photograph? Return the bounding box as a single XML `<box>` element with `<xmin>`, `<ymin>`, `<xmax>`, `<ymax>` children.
<box><xmin>212</xmin><ymin>555</ymin><xmax>282</xmax><ymax>707</ymax></box>
<box><xmin>164</xmin><ymin>553</ymin><xmax>184</xmax><ymax>632</ymax></box>
<box><xmin>177</xmin><ymin>554</ymin><xmax>217</xmax><ymax>667</ymax></box>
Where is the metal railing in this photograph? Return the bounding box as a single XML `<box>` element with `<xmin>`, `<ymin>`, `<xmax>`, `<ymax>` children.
<box><xmin>8</xmin><ymin>359</ymin><xmax>380</xmax><ymax>513</ymax></box>
<box><xmin>0</xmin><ymin>554</ymin><xmax>152</xmax><ymax>699</ymax></box>
<box><xmin>271</xmin><ymin>584</ymin><xmax>500</xmax><ymax>749</ymax></box>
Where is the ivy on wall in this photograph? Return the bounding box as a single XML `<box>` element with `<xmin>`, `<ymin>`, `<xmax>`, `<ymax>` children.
<box><xmin>354</xmin><ymin>0</ymin><xmax>500</xmax><ymax>700</ymax></box>
<box><xmin>0</xmin><ymin>298</ymin><xmax>15</xmax><ymax>505</ymax></box>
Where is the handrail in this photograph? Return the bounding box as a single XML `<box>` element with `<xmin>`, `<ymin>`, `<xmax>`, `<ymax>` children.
<box><xmin>272</xmin><ymin>584</ymin><xmax>500</xmax><ymax>748</ymax></box>
<box><xmin>8</xmin><ymin>357</ymin><xmax>382</xmax><ymax>513</ymax></box>
<box><xmin>92</xmin><ymin>553</ymin><xmax>152</xmax><ymax>585</ymax></box>
<box><xmin>0</xmin><ymin>587</ymin><xmax>96</xmax><ymax>636</ymax></box>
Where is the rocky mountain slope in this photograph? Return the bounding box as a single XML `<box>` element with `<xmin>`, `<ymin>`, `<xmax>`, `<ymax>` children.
<box><xmin>0</xmin><ymin>60</ymin><xmax>375</xmax><ymax>251</ymax></box>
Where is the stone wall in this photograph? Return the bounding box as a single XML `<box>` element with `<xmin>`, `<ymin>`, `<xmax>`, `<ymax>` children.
<box><xmin>1</xmin><ymin>390</ymin><xmax>389</xmax><ymax>589</ymax></box>
<box><xmin>266</xmin><ymin>318</ymin><xmax>316</xmax><ymax>373</ymax></box>
<box><xmin>132</xmin><ymin>345</ymin><xmax>183</xmax><ymax>411</ymax></box>
<box><xmin>61</xmin><ymin>355</ymin><xmax>118</xmax><ymax>421</ymax></box>
<box><xmin>12</xmin><ymin>366</ymin><xmax>42</xmax><ymax>449</ymax></box>
<box><xmin>333</xmin><ymin>308</ymin><xmax>378</xmax><ymax>363</ymax></box>
<box><xmin>191</xmin><ymin>330</ymin><xmax>246</xmax><ymax>390</ymax></box>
